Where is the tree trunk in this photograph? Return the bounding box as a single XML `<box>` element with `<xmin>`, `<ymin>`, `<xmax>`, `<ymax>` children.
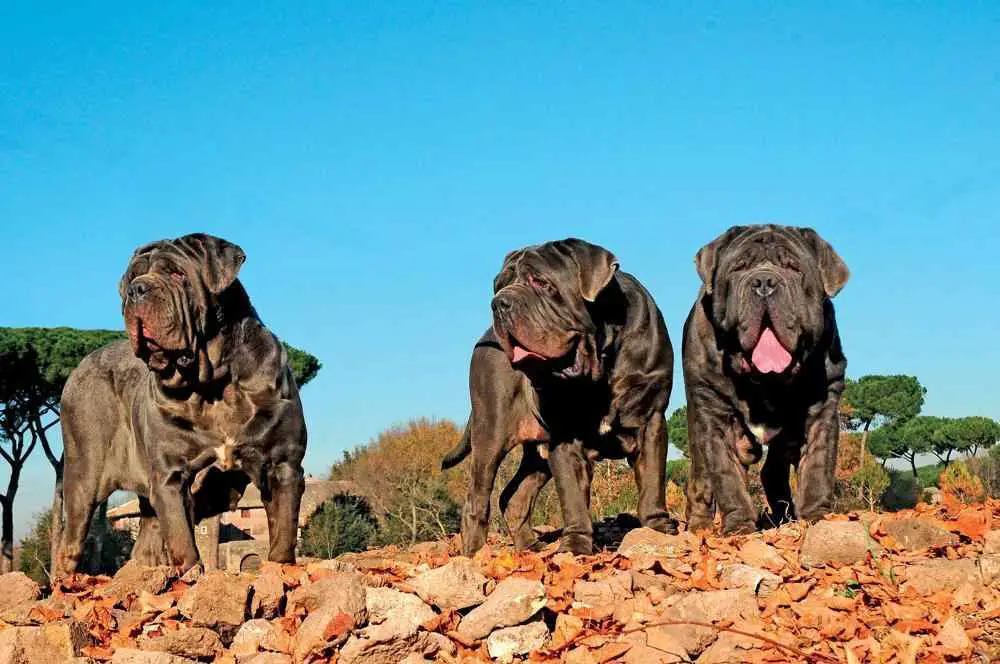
<box><xmin>910</xmin><ymin>455</ymin><xmax>918</xmax><ymax>478</ymax></box>
<box><xmin>860</xmin><ymin>420</ymin><xmax>872</xmax><ymax>469</ymax></box>
<box><xmin>49</xmin><ymin>458</ymin><xmax>64</xmax><ymax>566</ymax></box>
<box><xmin>1</xmin><ymin>466</ymin><xmax>20</xmax><ymax>573</ymax></box>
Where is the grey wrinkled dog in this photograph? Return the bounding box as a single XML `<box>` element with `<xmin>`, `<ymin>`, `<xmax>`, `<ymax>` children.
<box><xmin>683</xmin><ymin>225</ymin><xmax>849</xmax><ymax>534</ymax></box>
<box><xmin>442</xmin><ymin>238</ymin><xmax>674</xmax><ymax>555</ymax></box>
<box><xmin>55</xmin><ymin>234</ymin><xmax>306</xmax><ymax>575</ymax></box>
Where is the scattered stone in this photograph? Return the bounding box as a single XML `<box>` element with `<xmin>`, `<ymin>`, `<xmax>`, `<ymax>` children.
<box><xmin>883</xmin><ymin>518</ymin><xmax>957</xmax><ymax>550</ymax></box>
<box><xmin>0</xmin><ymin>620</ymin><xmax>91</xmax><ymax>664</ymax></box>
<box><xmin>936</xmin><ymin>616</ymin><xmax>972</xmax><ymax>651</ymax></box>
<box><xmin>0</xmin><ymin>573</ymin><xmax>41</xmax><ymax>613</ymax></box>
<box><xmin>800</xmin><ymin>521</ymin><xmax>880</xmax><ymax>567</ymax></box>
<box><xmin>630</xmin><ymin>570</ymin><xmax>678</xmax><ymax>595</ymax></box>
<box><xmin>660</xmin><ymin>589</ymin><xmax>758</xmax><ymax>656</ymax></box>
<box><xmin>112</xmin><ymin>649</ymin><xmax>198</xmax><ymax>664</ymax></box>
<box><xmin>552</xmin><ymin>613</ymin><xmax>585</xmax><ymax>648</ymax></box>
<box><xmin>230</xmin><ymin>620</ymin><xmax>292</xmax><ymax>661</ymax></box>
<box><xmin>904</xmin><ymin>558</ymin><xmax>981</xmax><ymax>595</ymax></box>
<box><xmin>250</xmin><ymin>569</ymin><xmax>285</xmax><ymax>619</ymax></box>
<box><xmin>243</xmin><ymin>655</ymin><xmax>292</xmax><ymax>664</ymax></box>
<box><xmin>457</xmin><ymin>577</ymin><xmax>547</xmax><ymax>641</ymax></box>
<box><xmin>101</xmin><ymin>562</ymin><xmax>171</xmax><ymax>599</ymax></box>
<box><xmin>337</xmin><ymin>587</ymin><xmax>437</xmax><ymax>664</ymax></box>
<box><xmin>985</xmin><ymin>530</ymin><xmax>1000</xmax><ymax>555</ymax></box>
<box><xmin>287</xmin><ymin>572</ymin><xmax>366</xmax><ymax>618</ymax></box>
<box><xmin>186</xmin><ymin>571</ymin><xmax>252</xmax><ymax>641</ymax></box>
<box><xmin>137</xmin><ymin>590</ymin><xmax>176</xmax><ymax>615</ymax></box>
<box><xmin>696</xmin><ymin>629</ymin><xmax>760</xmax><ymax>664</ymax></box>
<box><xmin>139</xmin><ymin>627</ymin><xmax>223</xmax><ymax>660</ymax></box>
<box><xmin>737</xmin><ymin>540</ymin><xmax>786</xmax><ymax>571</ymax></box>
<box><xmin>486</xmin><ymin>621</ymin><xmax>550</xmax><ymax>661</ymax></box>
<box><xmin>292</xmin><ymin>603</ymin><xmax>357</xmax><ymax>663</ymax></box>
<box><xmin>617</xmin><ymin>528</ymin><xmax>686</xmax><ymax>559</ymax></box>
<box><xmin>718</xmin><ymin>563</ymin><xmax>782</xmax><ymax>597</ymax></box>
<box><xmin>409</xmin><ymin>557</ymin><xmax>487</xmax><ymax>610</ymax></box>
<box><xmin>978</xmin><ymin>554</ymin><xmax>1000</xmax><ymax>586</ymax></box>
<box><xmin>573</xmin><ymin>571</ymin><xmax>633</xmax><ymax>608</ymax></box>
<box><xmin>409</xmin><ymin>541</ymin><xmax>449</xmax><ymax>557</ymax></box>
<box><xmin>303</xmin><ymin>559</ymin><xmax>357</xmax><ymax>576</ymax></box>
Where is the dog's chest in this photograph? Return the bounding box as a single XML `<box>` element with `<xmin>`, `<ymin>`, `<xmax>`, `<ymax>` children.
<box><xmin>174</xmin><ymin>383</ymin><xmax>255</xmax><ymax>440</ymax></box>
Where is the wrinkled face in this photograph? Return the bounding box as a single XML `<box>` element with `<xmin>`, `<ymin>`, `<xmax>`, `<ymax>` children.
<box><xmin>697</xmin><ymin>225</ymin><xmax>849</xmax><ymax>378</ymax></box>
<box><xmin>120</xmin><ymin>233</ymin><xmax>245</xmax><ymax>375</ymax></box>
<box><xmin>491</xmin><ymin>238</ymin><xmax>619</xmax><ymax>380</ymax></box>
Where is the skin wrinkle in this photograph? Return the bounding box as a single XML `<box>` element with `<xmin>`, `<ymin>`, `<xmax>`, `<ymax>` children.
<box><xmin>684</xmin><ymin>225</ymin><xmax>848</xmax><ymax>535</ymax></box>
<box><xmin>445</xmin><ymin>238</ymin><xmax>675</xmax><ymax>556</ymax></box>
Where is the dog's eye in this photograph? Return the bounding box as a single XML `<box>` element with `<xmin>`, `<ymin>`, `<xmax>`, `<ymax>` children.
<box><xmin>527</xmin><ymin>274</ymin><xmax>553</xmax><ymax>293</ymax></box>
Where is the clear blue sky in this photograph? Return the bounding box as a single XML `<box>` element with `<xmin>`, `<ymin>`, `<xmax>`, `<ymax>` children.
<box><xmin>3</xmin><ymin>3</ymin><xmax>999</xmax><ymax>538</ymax></box>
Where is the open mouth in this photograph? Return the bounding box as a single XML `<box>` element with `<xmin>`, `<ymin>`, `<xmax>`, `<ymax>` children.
<box><xmin>750</xmin><ymin>327</ymin><xmax>793</xmax><ymax>374</ymax></box>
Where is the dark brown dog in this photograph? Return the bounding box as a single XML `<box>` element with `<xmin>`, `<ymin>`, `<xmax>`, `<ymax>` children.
<box><xmin>442</xmin><ymin>239</ymin><xmax>675</xmax><ymax>555</ymax></box>
<box><xmin>683</xmin><ymin>225</ymin><xmax>849</xmax><ymax>534</ymax></box>
<box><xmin>55</xmin><ymin>234</ymin><xmax>307</xmax><ymax>575</ymax></box>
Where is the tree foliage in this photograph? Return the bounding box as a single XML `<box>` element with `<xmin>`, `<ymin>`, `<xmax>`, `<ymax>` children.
<box><xmin>333</xmin><ymin>418</ymin><xmax>464</xmax><ymax>546</ymax></box>
<box><xmin>667</xmin><ymin>406</ymin><xmax>688</xmax><ymax>457</ymax></box>
<box><xmin>298</xmin><ymin>494</ymin><xmax>377</xmax><ymax>559</ymax></box>
<box><xmin>842</xmin><ymin>375</ymin><xmax>926</xmax><ymax>432</ymax></box>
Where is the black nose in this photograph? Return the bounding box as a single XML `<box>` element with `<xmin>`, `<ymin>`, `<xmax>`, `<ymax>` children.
<box><xmin>126</xmin><ymin>281</ymin><xmax>150</xmax><ymax>301</ymax></box>
<box><xmin>492</xmin><ymin>296</ymin><xmax>512</xmax><ymax>316</ymax></box>
<box><xmin>751</xmin><ymin>275</ymin><xmax>777</xmax><ymax>298</ymax></box>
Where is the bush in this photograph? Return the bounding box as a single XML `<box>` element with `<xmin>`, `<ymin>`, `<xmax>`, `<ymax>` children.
<box><xmin>589</xmin><ymin>461</ymin><xmax>638</xmax><ymax>520</ymax></box>
<box><xmin>967</xmin><ymin>447</ymin><xmax>1000</xmax><ymax>499</ymax></box>
<box><xmin>666</xmin><ymin>459</ymin><xmax>690</xmax><ymax>487</ymax></box>
<box><xmin>939</xmin><ymin>460</ymin><xmax>986</xmax><ymax>504</ymax></box>
<box><xmin>299</xmin><ymin>494</ymin><xmax>378</xmax><ymax>559</ymax></box>
<box><xmin>849</xmin><ymin>460</ymin><xmax>891</xmax><ymax>512</ymax></box>
<box><xmin>882</xmin><ymin>471</ymin><xmax>922</xmax><ymax>511</ymax></box>
<box><xmin>916</xmin><ymin>464</ymin><xmax>944</xmax><ymax>489</ymax></box>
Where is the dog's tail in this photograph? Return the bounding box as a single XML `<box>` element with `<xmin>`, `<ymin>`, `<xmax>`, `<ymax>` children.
<box><xmin>441</xmin><ymin>419</ymin><xmax>472</xmax><ymax>470</ymax></box>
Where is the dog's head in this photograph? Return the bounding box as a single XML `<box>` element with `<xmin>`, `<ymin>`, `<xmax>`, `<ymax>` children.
<box><xmin>491</xmin><ymin>238</ymin><xmax>619</xmax><ymax>380</ymax></box>
<box><xmin>120</xmin><ymin>233</ymin><xmax>246</xmax><ymax>383</ymax></box>
<box><xmin>695</xmin><ymin>224</ymin><xmax>848</xmax><ymax>378</ymax></box>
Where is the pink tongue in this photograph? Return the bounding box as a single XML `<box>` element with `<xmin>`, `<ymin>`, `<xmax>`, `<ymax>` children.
<box><xmin>512</xmin><ymin>345</ymin><xmax>546</xmax><ymax>364</ymax></box>
<box><xmin>751</xmin><ymin>328</ymin><xmax>792</xmax><ymax>374</ymax></box>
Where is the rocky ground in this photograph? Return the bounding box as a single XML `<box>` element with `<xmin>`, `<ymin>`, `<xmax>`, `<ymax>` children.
<box><xmin>2</xmin><ymin>497</ymin><xmax>1000</xmax><ymax>663</ymax></box>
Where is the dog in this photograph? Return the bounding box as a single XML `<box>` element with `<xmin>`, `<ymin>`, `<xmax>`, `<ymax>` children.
<box><xmin>55</xmin><ymin>233</ymin><xmax>307</xmax><ymax>575</ymax></box>
<box><xmin>682</xmin><ymin>225</ymin><xmax>849</xmax><ymax>534</ymax></box>
<box><xmin>442</xmin><ymin>238</ymin><xmax>675</xmax><ymax>555</ymax></box>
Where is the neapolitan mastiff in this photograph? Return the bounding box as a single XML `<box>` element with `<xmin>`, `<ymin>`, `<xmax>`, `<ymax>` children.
<box><xmin>55</xmin><ymin>234</ymin><xmax>307</xmax><ymax>575</ymax></box>
<box><xmin>442</xmin><ymin>239</ymin><xmax>674</xmax><ymax>555</ymax></box>
<box><xmin>683</xmin><ymin>225</ymin><xmax>849</xmax><ymax>534</ymax></box>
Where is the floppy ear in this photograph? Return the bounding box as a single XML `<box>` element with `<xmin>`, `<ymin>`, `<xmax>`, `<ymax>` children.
<box><xmin>799</xmin><ymin>227</ymin><xmax>849</xmax><ymax>297</ymax></box>
<box><xmin>183</xmin><ymin>234</ymin><xmax>247</xmax><ymax>294</ymax></box>
<box><xmin>695</xmin><ymin>226</ymin><xmax>744</xmax><ymax>295</ymax></box>
<box><xmin>562</xmin><ymin>238</ymin><xmax>620</xmax><ymax>302</ymax></box>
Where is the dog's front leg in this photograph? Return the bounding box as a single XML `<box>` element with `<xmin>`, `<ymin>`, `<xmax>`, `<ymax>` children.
<box><xmin>261</xmin><ymin>460</ymin><xmax>304</xmax><ymax>564</ymax></box>
<box><xmin>629</xmin><ymin>412</ymin><xmax>677</xmax><ymax>534</ymax></box>
<box><xmin>148</xmin><ymin>468</ymin><xmax>200</xmax><ymax>573</ymax></box>
<box><xmin>549</xmin><ymin>439</ymin><xmax>595</xmax><ymax>555</ymax></box>
<box><xmin>686</xmin><ymin>385</ymin><xmax>756</xmax><ymax>534</ymax></box>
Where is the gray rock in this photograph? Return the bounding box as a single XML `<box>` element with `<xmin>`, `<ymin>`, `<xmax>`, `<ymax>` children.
<box><xmin>230</xmin><ymin>619</ymin><xmax>292</xmax><ymax>661</ymax></box>
<box><xmin>111</xmin><ymin>649</ymin><xmax>198</xmax><ymax>664</ymax></box>
<box><xmin>0</xmin><ymin>621</ymin><xmax>91</xmax><ymax>664</ymax></box>
<box><xmin>0</xmin><ymin>573</ymin><xmax>41</xmax><ymax>613</ymax></box>
<box><xmin>718</xmin><ymin>563</ymin><xmax>782</xmax><ymax>597</ymax></box>
<box><xmin>904</xmin><ymin>558</ymin><xmax>981</xmax><ymax>595</ymax></box>
<box><xmin>486</xmin><ymin>622</ymin><xmax>550</xmax><ymax>661</ymax></box>
<box><xmin>138</xmin><ymin>627</ymin><xmax>223</xmax><ymax>660</ymax></box>
<box><xmin>737</xmin><ymin>540</ymin><xmax>786</xmax><ymax>571</ymax></box>
<box><xmin>985</xmin><ymin>530</ymin><xmax>1000</xmax><ymax>555</ymax></box>
<box><xmin>800</xmin><ymin>521</ymin><xmax>880</xmax><ymax>567</ymax></box>
<box><xmin>617</xmin><ymin>528</ymin><xmax>687</xmax><ymax>559</ymax></box>
<box><xmin>660</xmin><ymin>589</ymin><xmax>758</xmax><ymax>656</ymax></box>
<box><xmin>457</xmin><ymin>577</ymin><xmax>547</xmax><ymax>641</ymax></box>
<box><xmin>100</xmin><ymin>562</ymin><xmax>171</xmax><ymax>599</ymax></box>
<box><xmin>250</xmin><ymin>570</ymin><xmax>285</xmax><ymax>619</ymax></box>
<box><xmin>573</xmin><ymin>571</ymin><xmax>633</xmax><ymax>607</ymax></box>
<box><xmin>337</xmin><ymin>587</ymin><xmax>438</xmax><ymax>664</ymax></box>
<box><xmin>882</xmin><ymin>518</ymin><xmax>957</xmax><ymax>550</ymax></box>
<box><xmin>408</xmin><ymin>557</ymin><xmax>487</xmax><ymax>610</ymax></box>
<box><xmin>186</xmin><ymin>570</ymin><xmax>252</xmax><ymax>641</ymax></box>
<box><xmin>286</xmin><ymin>572</ymin><xmax>366</xmax><ymax>619</ymax></box>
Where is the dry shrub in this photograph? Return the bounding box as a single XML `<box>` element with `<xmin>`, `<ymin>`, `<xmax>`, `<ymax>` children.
<box><xmin>939</xmin><ymin>460</ymin><xmax>986</xmax><ymax>504</ymax></box>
